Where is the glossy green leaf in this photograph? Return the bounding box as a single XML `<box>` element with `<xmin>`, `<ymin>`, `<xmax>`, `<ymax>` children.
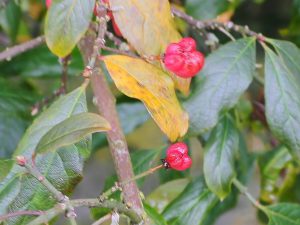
<box><xmin>203</xmin><ymin>116</ymin><xmax>238</xmax><ymax>200</ymax></box>
<box><xmin>185</xmin><ymin>0</ymin><xmax>229</xmax><ymax>20</ymax></box>
<box><xmin>265</xmin><ymin>203</ymin><xmax>300</xmax><ymax>225</ymax></box>
<box><xmin>0</xmin><ymin>84</ymin><xmax>90</xmax><ymax>225</ymax></box>
<box><xmin>264</xmin><ymin>46</ymin><xmax>300</xmax><ymax>161</ymax></box>
<box><xmin>162</xmin><ymin>176</ymin><xmax>219</xmax><ymax>225</ymax></box>
<box><xmin>0</xmin><ymin>80</ymin><xmax>34</xmax><ymax>158</ymax></box>
<box><xmin>36</xmin><ymin>113</ymin><xmax>110</xmax><ymax>154</ymax></box>
<box><xmin>117</xmin><ymin>102</ymin><xmax>149</xmax><ymax>134</ymax></box>
<box><xmin>258</xmin><ymin>146</ymin><xmax>292</xmax><ymax>203</ymax></box>
<box><xmin>146</xmin><ymin>179</ymin><xmax>189</xmax><ymax>213</ymax></box>
<box><xmin>184</xmin><ymin>38</ymin><xmax>256</xmax><ymax>135</ymax></box>
<box><xmin>45</xmin><ymin>0</ymin><xmax>95</xmax><ymax>57</ymax></box>
<box><xmin>144</xmin><ymin>202</ymin><xmax>168</xmax><ymax>225</ymax></box>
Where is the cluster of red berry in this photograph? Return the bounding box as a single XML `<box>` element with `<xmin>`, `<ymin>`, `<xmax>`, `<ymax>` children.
<box><xmin>163</xmin><ymin>37</ymin><xmax>205</xmax><ymax>78</ymax></box>
<box><xmin>46</xmin><ymin>0</ymin><xmax>122</xmax><ymax>37</ymax></box>
<box><xmin>162</xmin><ymin>142</ymin><xmax>192</xmax><ymax>171</ymax></box>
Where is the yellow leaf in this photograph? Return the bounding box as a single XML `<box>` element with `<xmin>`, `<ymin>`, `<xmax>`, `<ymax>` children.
<box><xmin>109</xmin><ymin>0</ymin><xmax>191</xmax><ymax>94</ymax></box>
<box><xmin>103</xmin><ymin>55</ymin><xmax>189</xmax><ymax>142</ymax></box>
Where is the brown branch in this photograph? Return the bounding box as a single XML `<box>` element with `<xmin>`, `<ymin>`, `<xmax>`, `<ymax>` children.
<box><xmin>59</xmin><ymin>55</ymin><xmax>71</xmax><ymax>94</ymax></box>
<box><xmin>78</xmin><ymin>5</ymin><xmax>144</xmax><ymax>217</ymax></box>
<box><xmin>0</xmin><ymin>211</ymin><xmax>44</xmax><ymax>222</ymax></box>
<box><xmin>0</xmin><ymin>36</ymin><xmax>45</xmax><ymax>62</ymax></box>
<box><xmin>100</xmin><ymin>44</ymin><xmax>137</xmax><ymax>57</ymax></box>
<box><xmin>171</xmin><ymin>7</ymin><xmax>265</xmax><ymax>41</ymax></box>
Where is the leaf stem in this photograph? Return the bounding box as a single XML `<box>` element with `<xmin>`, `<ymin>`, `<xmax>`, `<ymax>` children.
<box><xmin>0</xmin><ymin>210</ymin><xmax>45</xmax><ymax>222</ymax></box>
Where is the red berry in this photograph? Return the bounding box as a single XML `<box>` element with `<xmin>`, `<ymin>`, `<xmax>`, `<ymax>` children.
<box><xmin>164</xmin><ymin>54</ymin><xmax>185</xmax><ymax>72</ymax></box>
<box><xmin>46</xmin><ymin>0</ymin><xmax>51</xmax><ymax>8</ymax></box>
<box><xmin>178</xmin><ymin>37</ymin><xmax>197</xmax><ymax>52</ymax></box>
<box><xmin>163</xmin><ymin>37</ymin><xmax>205</xmax><ymax>78</ymax></box>
<box><xmin>164</xmin><ymin>142</ymin><xmax>192</xmax><ymax>171</ymax></box>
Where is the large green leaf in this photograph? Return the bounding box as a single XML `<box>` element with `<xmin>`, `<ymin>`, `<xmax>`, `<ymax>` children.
<box><xmin>0</xmin><ymin>85</ymin><xmax>91</xmax><ymax>225</ymax></box>
<box><xmin>184</xmin><ymin>38</ymin><xmax>256</xmax><ymax>135</ymax></box>
<box><xmin>203</xmin><ymin>116</ymin><xmax>238</xmax><ymax>200</ymax></box>
<box><xmin>0</xmin><ymin>46</ymin><xmax>84</xmax><ymax>78</ymax></box>
<box><xmin>265</xmin><ymin>203</ymin><xmax>300</xmax><ymax>225</ymax></box>
<box><xmin>162</xmin><ymin>176</ymin><xmax>219</xmax><ymax>225</ymax></box>
<box><xmin>258</xmin><ymin>146</ymin><xmax>292</xmax><ymax>203</ymax></box>
<box><xmin>0</xmin><ymin>80</ymin><xmax>34</xmax><ymax>158</ymax></box>
<box><xmin>264</xmin><ymin>47</ymin><xmax>300</xmax><ymax>161</ymax></box>
<box><xmin>36</xmin><ymin>112</ymin><xmax>110</xmax><ymax>154</ymax></box>
<box><xmin>185</xmin><ymin>0</ymin><xmax>229</xmax><ymax>20</ymax></box>
<box><xmin>45</xmin><ymin>0</ymin><xmax>95</xmax><ymax>57</ymax></box>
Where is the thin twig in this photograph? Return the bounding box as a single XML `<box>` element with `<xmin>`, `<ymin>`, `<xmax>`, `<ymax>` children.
<box><xmin>91</xmin><ymin>214</ymin><xmax>111</xmax><ymax>225</ymax></box>
<box><xmin>171</xmin><ymin>7</ymin><xmax>265</xmax><ymax>41</ymax></box>
<box><xmin>0</xmin><ymin>36</ymin><xmax>45</xmax><ymax>62</ymax></box>
<box><xmin>59</xmin><ymin>55</ymin><xmax>71</xmax><ymax>94</ymax></box>
<box><xmin>0</xmin><ymin>210</ymin><xmax>44</xmax><ymax>222</ymax></box>
<box><xmin>100</xmin><ymin>44</ymin><xmax>137</xmax><ymax>57</ymax></box>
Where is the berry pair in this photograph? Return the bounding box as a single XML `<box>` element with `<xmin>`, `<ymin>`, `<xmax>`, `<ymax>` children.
<box><xmin>162</xmin><ymin>142</ymin><xmax>192</xmax><ymax>171</ymax></box>
<box><xmin>163</xmin><ymin>37</ymin><xmax>205</xmax><ymax>78</ymax></box>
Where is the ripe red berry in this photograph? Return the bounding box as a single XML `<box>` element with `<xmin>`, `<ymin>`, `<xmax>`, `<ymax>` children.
<box><xmin>163</xmin><ymin>142</ymin><xmax>192</xmax><ymax>171</ymax></box>
<box><xmin>163</xmin><ymin>37</ymin><xmax>205</xmax><ymax>78</ymax></box>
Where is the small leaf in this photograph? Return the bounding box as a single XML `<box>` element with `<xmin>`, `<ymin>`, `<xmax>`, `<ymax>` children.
<box><xmin>264</xmin><ymin>46</ymin><xmax>300</xmax><ymax>161</ymax></box>
<box><xmin>144</xmin><ymin>202</ymin><xmax>168</xmax><ymax>225</ymax></box>
<box><xmin>203</xmin><ymin>116</ymin><xmax>238</xmax><ymax>200</ymax></box>
<box><xmin>265</xmin><ymin>203</ymin><xmax>300</xmax><ymax>225</ymax></box>
<box><xmin>109</xmin><ymin>0</ymin><xmax>181</xmax><ymax>56</ymax></box>
<box><xmin>45</xmin><ymin>0</ymin><xmax>95</xmax><ymax>57</ymax></box>
<box><xmin>184</xmin><ymin>38</ymin><xmax>256</xmax><ymax>135</ymax></box>
<box><xmin>104</xmin><ymin>55</ymin><xmax>189</xmax><ymax>141</ymax></box>
<box><xmin>162</xmin><ymin>176</ymin><xmax>219</xmax><ymax>225</ymax></box>
<box><xmin>258</xmin><ymin>146</ymin><xmax>292</xmax><ymax>203</ymax></box>
<box><xmin>36</xmin><ymin>113</ymin><xmax>110</xmax><ymax>154</ymax></box>
<box><xmin>0</xmin><ymin>159</ymin><xmax>14</xmax><ymax>182</ymax></box>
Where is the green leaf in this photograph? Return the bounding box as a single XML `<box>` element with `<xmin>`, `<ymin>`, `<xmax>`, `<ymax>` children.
<box><xmin>0</xmin><ymin>46</ymin><xmax>84</xmax><ymax>78</ymax></box>
<box><xmin>185</xmin><ymin>0</ymin><xmax>229</xmax><ymax>20</ymax></box>
<box><xmin>36</xmin><ymin>112</ymin><xmax>110</xmax><ymax>154</ymax></box>
<box><xmin>184</xmin><ymin>38</ymin><xmax>256</xmax><ymax>135</ymax></box>
<box><xmin>0</xmin><ymin>159</ymin><xmax>14</xmax><ymax>183</ymax></box>
<box><xmin>117</xmin><ymin>102</ymin><xmax>149</xmax><ymax>134</ymax></box>
<box><xmin>0</xmin><ymin>80</ymin><xmax>34</xmax><ymax>158</ymax></box>
<box><xmin>265</xmin><ymin>203</ymin><xmax>300</xmax><ymax>225</ymax></box>
<box><xmin>0</xmin><ymin>85</ymin><xmax>91</xmax><ymax>225</ymax></box>
<box><xmin>146</xmin><ymin>179</ymin><xmax>189</xmax><ymax>213</ymax></box>
<box><xmin>258</xmin><ymin>146</ymin><xmax>293</xmax><ymax>203</ymax></box>
<box><xmin>0</xmin><ymin>0</ymin><xmax>21</xmax><ymax>42</ymax></box>
<box><xmin>162</xmin><ymin>176</ymin><xmax>219</xmax><ymax>225</ymax></box>
<box><xmin>144</xmin><ymin>202</ymin><xmax>168</xmax><ymax>225</ymax></box>
<box><xmin>203</xmin><ymin>116</ymin><xmax>238</xmax><ymax>200</ymax></box>
<box><xmin>264</xmin><ymin>46</ymin><xmax>300</xmax><ymax>161</ymax></box>
<box><xmin>45</xmin><ymin>0</ymin><xmax>95</xmax><ymax>57</ymax></box>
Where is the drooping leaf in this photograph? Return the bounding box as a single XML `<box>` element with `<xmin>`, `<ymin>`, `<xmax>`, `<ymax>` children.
<box><xmin>144</xmin><ymin>202</ymin><xmax>168</xmax><ymax>225</ymax></box>
<box><xmin>45</xmin><ymin>0</ymin><xmax>95</xmax><ymax>57</ymax></box>
<box><xmin>0</xmin><ymin>84</ymin><xmax>90</xmax><ymax>225</ymax></box>
<box><xmin>258</xmin><ymin>146</ymin><xmax>293</xmax><ymax>203</ymax></box>
<box><xmin>184</xmin><ymin>38</ymin><xmax>256</xmax><ymax>135</ymax></box>
<box><xmin>146</xmin><ymin>179</ymin><xmax>189</xmax><ymax>213</ymax></box>
<box><xmin>185</xmin><ymin>0</ymin><xmax>230</xmax><ymax>20</ymax></box>
<box><xmin>36</xmin><ymin>113</ymin><xmax>110</xmax><ymax>154</ymax></box>
<box><xmin>264</xmin><ymin>46</ymin><xmax>300</xmax><ymax>161</ymax></box>
<box><xmin>117</xmin><ymin>102</ymin><xmax>149</xmax><ymax>134</ymax></box>
<box><xmin>203</xmin><ymin>116</ymin><xmax>238</xmax><ymax>200</ymax></box>
<box><xmin>265</xmin><ymin>203</ymin><xmax>300</xmax><ymax>225</ymax></box>
<box><xmin>103</xmin><ymin>55</ymin><xmax>189</xmax><ymax>142</ymax></box>
<box><xmin>162</xmin><ymin>176</ymin><xmax>219</xmax><ymax>225</ymax></box>
<box><xmin>0</xmin><ymin>80</ymin><xmax>34</xmax><ymax>158</ymax></box>
<box><xmin>109</xmin><ymin>0</ymin><xmax>181</xmax><ymax>56</ymax></box>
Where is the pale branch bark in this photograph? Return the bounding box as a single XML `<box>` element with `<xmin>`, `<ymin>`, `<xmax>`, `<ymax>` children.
<box><xmin>0</xmin><ymin>211</ymin><xmax>44</xmax><ymax>222</ymax></box>
<box><xmin>171</xmin><ymin>7</ymin><xmax>265</xmax><ymax>41</ymax></box>
<box><xmin>91</xmin><ymin>213</ymin><xmax>111</xmax><ymax>225</ymax></box>
<box><xmin>78</xmin><ymin>5</ymin><xmax>144</xmax><ymax>216</ymax></box>
<box><xmin>0</xmin><ymin>36</ymin><xmax>45</xmax><ymax>62</ymax></box>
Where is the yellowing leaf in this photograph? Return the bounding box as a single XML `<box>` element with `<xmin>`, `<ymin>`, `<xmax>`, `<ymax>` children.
<box><xmin>109</xmin><ymin>0</ymin><xmax>191</xmax><ymax>94</ymax></box>
<box><xmin>103</xmin><ymin>55</ymin><xmax>189</xmax><ymax>141</ymax></box>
